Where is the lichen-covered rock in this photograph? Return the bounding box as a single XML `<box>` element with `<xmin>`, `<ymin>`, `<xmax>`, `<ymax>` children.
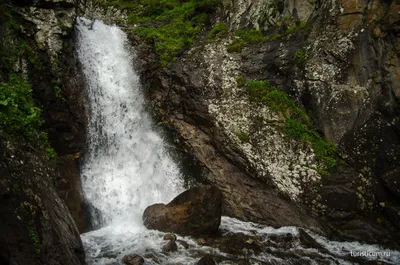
<box><xmin>77</xmin><ymin>0</ymin><xmax>128</xmax><ymax>26</ymax></box>
<box><xmin>204</xmin><ymin>41</ymin><xmax>321</xmax><ymax>202</ymax></box>
<box><xmin>19</xmin><ymin>3</ymin><xmax>75</xmax><ymax>72</ymax></box>
<box><xmin>143</xmin><ymin>185</ymin><xmax>222</xmax><ymax>236</ymax></box>
<box><xmin>222</xmin><ymin>0</ymin><xmax>316</xmax><ymax>30</ymax></box>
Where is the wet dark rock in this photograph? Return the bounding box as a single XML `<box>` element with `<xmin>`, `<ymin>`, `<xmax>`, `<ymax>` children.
<box><xmin>379</xmin><ymin>168</ymin><xmax>400</xmax><ymax>197</ymax></box>
<box><xmin>162</xmin><ymin>240</ymin><xmax>178</xmax><ymax>253</ymax></box>
<box><xmin>0</xmin><ymin>139</ymin><xmax>85</xmax><ymax>265</ymax></box>
<box><xmin>143</xmin><ymin>185</ymin><xmax>222</xmax><ymax>236</ymax></box>
<box><xmin>163</xmin><ymin>233</ymin><xmax>177</xmax><ymax>241</ymax></box>
<box><xmin>199</xmin><ymin>232</ymin><xmax>263</xmax><ymax>256</ymax></box>
<box><xmin>196</xmin><ymin>254</ymin><xmax>216</xmax><ymax>265</ymax></box>
<box><xmin>176</xmin><ymin>239</ymin><xmax>190</xmax><ymax>249</ymax></box>
<box><xmin>122</xmin><ymin>254</ymin><xmax>144</xmax><ymax>265</ymax></box>
<box><xmin>298</xmin><ymin>229</ymin><xmax>325</xmax><ymax>251</ymax></box>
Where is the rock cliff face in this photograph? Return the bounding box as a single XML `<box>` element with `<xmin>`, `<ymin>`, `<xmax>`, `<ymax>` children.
<box><xmin>130</xmin><ymin>0</ymin><xmax>400</xmax><ymax>247</ymax></box>
<box><xmin>0</xmin><ymin>0</ymin><xmax>88</xmax><ymax>263</ymax></box>
<box><xmin>0</xmin><ymin>137</ymin><xmax>85</xmax><ymax>265</ymax></box>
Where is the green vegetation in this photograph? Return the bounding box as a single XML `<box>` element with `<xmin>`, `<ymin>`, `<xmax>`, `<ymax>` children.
<box><xmin>51</xmin><ymin>79</ymin><xmax>62</xmax><ymax>98</ymax></box>
<box><xmin>236</xmin><ymin>131</ymin><xmax>250</xmax><ymax>143</ymax></box>
<box><xmin>285</xmin><ymin>21</ymin><xmax>308</xmax><ymax>34</ymax></box>
<box><xmin>226</xmin><ymin>19</ymin><xmax>310</xmax><ymax>53</ymax></box>
<box><xmin>100</xmin><ymin>0</ymin><xmax>220</xmax><ymax>66</ymax></box>
<box><xmin>293</xmin><ymin>49</ymin><xmax>307</xmax><ymax>67</ymax></box>
<box><xmin>208</xmin><ymin>22</ymin><xmax>228</xmax><ymax>41</ymax></box>
<box><xmin>235</xmin><ymin>29</ymin><xmax>268</xmax><ymax>44</ymax></box>
<box><xmin>0</xmin><ymin>74</ymin><xmax>43</xmax><ymax>140</ymax></box>
<box><xmin>28</xmin><ymin>223</ymin><xmax>40</xmax><ymax>255</ymax></box>
<box><xmin>0</xmin><ymin>7</ymin><xmax>41</xmax><ymax>71</ymax></box>
<box><xmin>227</xmin><ymin>29</ymin><xmax>267</xmax><ymax>53</ymax></box>
<box><xmin>12</xmin><ymin>183</ymin><xmax>21</xmax><ymax>193</ymax></box>
<box><xmin>236</xmin><ymin>75</ymin><xmax>246</xmax><ymax>87</ymax></box>
<box><xmin>46</xmin><ymin>146</ymin><xmax>57</xmax><ymax>159</ymax></box>
<box><xmin>226</xmin><ymin>38</ymin><xmax>245</xmax><ymax>53</ymax></box>
<box><xmin>245</xmin><ymin>80</ymin><xmax>337</xmax><ymax>172</ymax></box>
<box><xmin>0</xmin><ymin>5</ymin><xmax>56</xmax><ymax>158</ymax></box>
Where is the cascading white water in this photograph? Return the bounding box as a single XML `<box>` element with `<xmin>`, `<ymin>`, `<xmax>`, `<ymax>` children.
<box><xmin>76</xmin><ymin>17</ymin><xmax>183</xmax><ymax>227</ymax></box>
<box><xmin>75</xmin><ymin>18</ymin><xmax>400</xmax><ymax>265</ymax></box>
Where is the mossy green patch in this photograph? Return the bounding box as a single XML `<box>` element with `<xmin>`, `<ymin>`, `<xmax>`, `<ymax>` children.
<box><xmin>293</xmin><ymin>49</ymin><xmax>307</xmax><ymax>67</ymax></box>
<box><xmin>226</xmin><ymin>38</ymin><xmax>244</xmax><ymax>53</ymax></box>
<box><xmin>236</xmin><ymin>131</ymin><xmax>250</xmax><ymax>143</ymax></box>
<box><xmin>245</xmin><ymin>80</ymin><xmax>337</xmax><ymax>172</ymax></box>
<box><xmin>285</xmin><ymin>21</ymin><xmax>309</xmax><ymax>34</ymax></box>
<box><xmin>235</xmin><ymin>29</ymin><xmax>268</xmax><ymax>44</ymax></box>
<box><xmin>208</xmin><ymin>22</ymin><xmax>228</xmax><ymax>42</ymax></box>
<box><xmin>236</xmin><ymin>75</ymin><xmax>246</xmax><ymax>87</ymax></box>
<box><xmin>226</xmin><ymin>29</ymin><xmax>268</xmax><ymax>53</ymax></box>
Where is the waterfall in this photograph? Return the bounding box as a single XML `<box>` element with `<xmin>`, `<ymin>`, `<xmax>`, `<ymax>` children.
<box><xmin>76</xmin><ymin>17</ymin><xmax>183</xmax><ymax>228</ymax></box>
<box><xmin>75</xmin><ymin>18</ymin><xmax>400</xmax><ymax>265</ymax></box>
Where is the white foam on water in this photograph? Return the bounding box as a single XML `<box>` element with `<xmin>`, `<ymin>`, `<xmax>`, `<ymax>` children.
<box><xmin>221</xmin><ymin>217</ymin><xmax>400</xmax><ymax>265</ymax></box>
<box><xmin>309</xmin><ymin>232</ymin><xmax>400</xmax><ymax>264</ymax></box>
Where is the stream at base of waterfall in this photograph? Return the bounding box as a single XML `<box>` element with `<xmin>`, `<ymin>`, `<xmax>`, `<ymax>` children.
<box><xmin>75</xmin><ymin>18</ymin><xmax>400</xmax><ymax>265</ymax></box>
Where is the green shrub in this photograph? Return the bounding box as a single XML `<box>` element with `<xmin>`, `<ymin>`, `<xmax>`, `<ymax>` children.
<box><xmin>0</xmin><ymin>74</ymin><xmax>42</xmax><ymax>140</ymax></box>
<box><xmin>51</xmin><ymin>79</ymin><xmax>62</xmax><ymax>98</ymax></box>
<box><xmin>294</xmin><ymin>49</ymin><xmax>307</xmax><ymax>66</ymax></box>
<box><xmin>46</xmin><ymin>147</ymin><xmax>57</xmax><ymax>159</ymax></box>
<box><xmin>245</xmin><ymin>80</ymin><xmax>337</xmax><ymax>172</ymax></box>
<box><xmin>0</xmin><ymin>4</ymin><xmax>56</xmax><ymax>157</ymax></box>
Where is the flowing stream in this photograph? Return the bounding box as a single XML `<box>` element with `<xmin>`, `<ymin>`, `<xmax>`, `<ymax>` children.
<box><xmin>75</xmin><ymin>18</ymin><xmax>400</xmax><ymax>265</ymax></box>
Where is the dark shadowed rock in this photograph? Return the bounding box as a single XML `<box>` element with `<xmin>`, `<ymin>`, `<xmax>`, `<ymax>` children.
<box><xmin>122</xmin><ymin>254</ymin><xmax>144</xmax><ymax>265</ymax></box>
<box><xmin>177</xmin><ymin>239</ymin><xmax>190</xmax><ymax>249</ymax></box>
<box><xmin>162</xmin><ymin>240</ymin><xmax>178</xmax><ymax>253</ymax></box>
<box><xmin>298</xmin><ymin>229</ymin><xmax>325</xmax><ymax>251</ymax></box>
<box><xmin>379</xmin><ymin>168</ymin><xmax>400</xmax><ymax>197</ymax></box>
<box><xmin>163</xmin><ymin>233</ymin><xmax>177</xmax><ymax>241</ymax></box>
<box><xmin>196</xmin><ymin>254</ymin><xmax>216</xmax><ymax>265</ymax></box>
<box><xmin>143</xmin><ymin>185</ymin><xmax>222</xmax><ymax>236</ymax></box>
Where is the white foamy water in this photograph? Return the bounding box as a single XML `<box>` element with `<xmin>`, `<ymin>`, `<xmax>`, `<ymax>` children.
<box><xmin>76</xmin><ymin>17</ymin><xmax>183</xmax><ymax>227</ymax></box>
<box><xmin>75</xmin><ymin>17</ymin><xmax>400</xmax><ymax>265</ymax></box>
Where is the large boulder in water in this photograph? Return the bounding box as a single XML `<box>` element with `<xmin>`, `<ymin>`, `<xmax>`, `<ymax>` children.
<box><xmin>142</xmin><ymin>185</ymin><xmax>222</xmax><ymax>236</ymax></box>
